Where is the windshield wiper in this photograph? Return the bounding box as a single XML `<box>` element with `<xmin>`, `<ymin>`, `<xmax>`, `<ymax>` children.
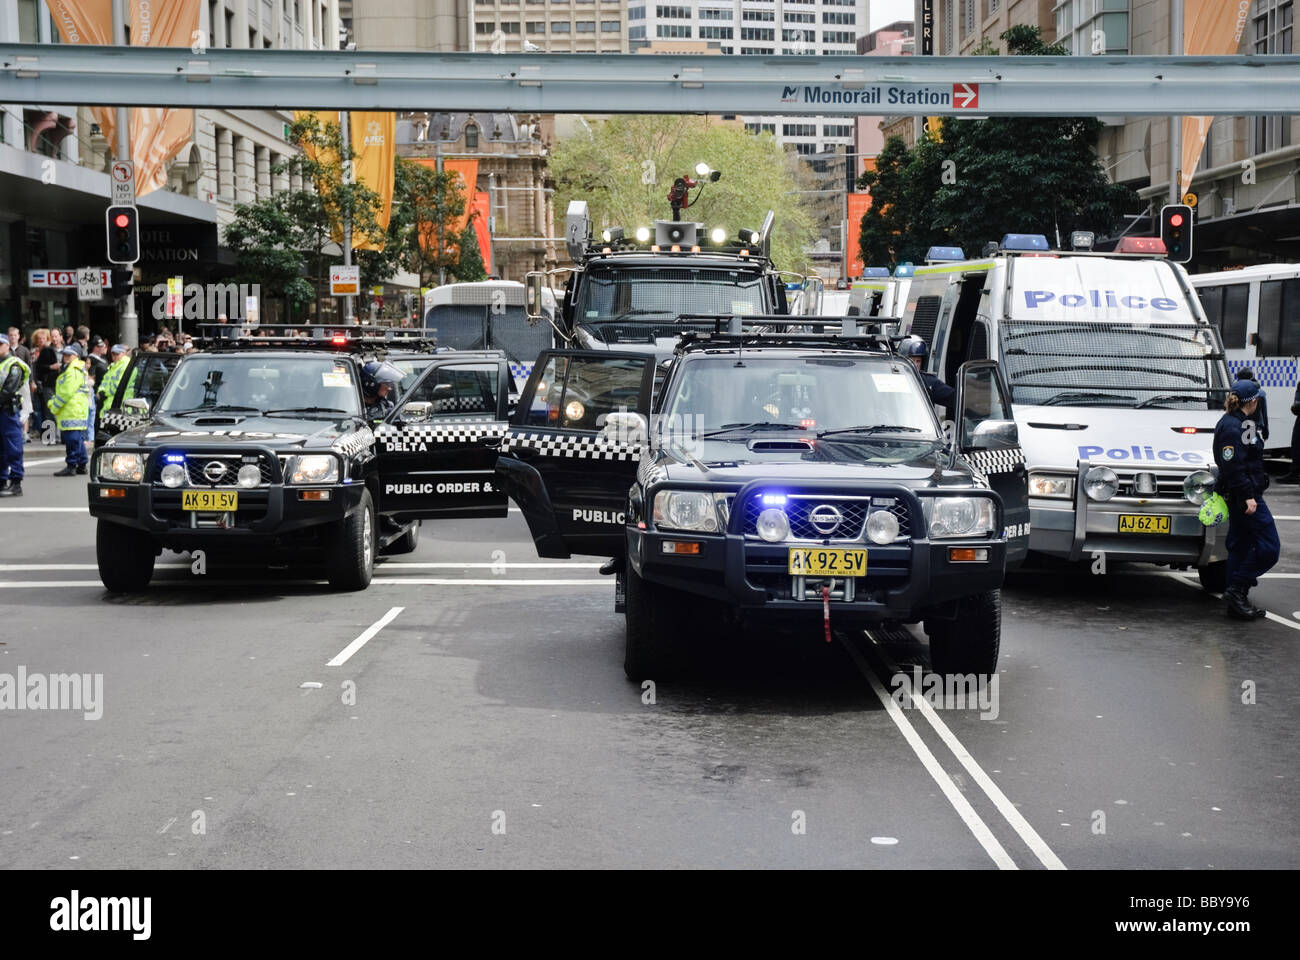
<box><xmin>263</xmin><ymin>406</ymin><xmax>352</xmax><ymax>416</ymax></box>
<box><xmin>165</xmin><ymin>405</ymin><xmax>261</xmax><ymax>416</ymax></box>
<box><xmin>702</xmin><ymin>422</ymin><xmax>810</xmax><ymax>438</ymax></box>
<box><xmin>1134</xmin><ymin>394</ymin><xmax>1205</xmax><ymax>409</ymax></box>
<box><xmin>1039</xmin><ymin>392</ymin><xmax>1135</xmax><ymax>407</ymax></box>
<box><xmin>817</xmin><ymin>425</ymin><xmax>925</xmax><ymax>438</ymax></box>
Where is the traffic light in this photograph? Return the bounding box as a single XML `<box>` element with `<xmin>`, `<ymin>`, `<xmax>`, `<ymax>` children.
<box><xmin>106</xmin><ymin>205</ymin><xmax>140</xmax><ymax>264</ymax></box>
<box><xmin>1159</xmin><ymin>204</ymin><xmax>1193</xmax><ymax>263</ymax></box>
<box><xmin>109</xmin><ymin>267</ymin><xmax>134</xmax><ymax>300</ymax></box>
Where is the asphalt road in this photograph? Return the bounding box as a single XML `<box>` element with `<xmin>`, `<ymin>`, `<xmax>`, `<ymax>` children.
<box><xmin>2</xmin><ymin>438</ymin><xmax>1298</xmax><ymax>869</ymax></box>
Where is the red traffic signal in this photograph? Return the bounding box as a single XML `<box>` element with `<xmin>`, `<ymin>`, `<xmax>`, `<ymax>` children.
<box><xmin>1159</xmin><ymin>204</ymin><xmax>1193</xmax><ymax>264</ymax></box>
<box><xmin>106</xmin><ymin>205</ymin><xmax>140</xmax><ymax>265</ymax></box>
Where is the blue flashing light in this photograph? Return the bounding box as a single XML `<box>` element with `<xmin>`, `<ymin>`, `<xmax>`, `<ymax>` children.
<box><xmin>784</xmin><ymin>282</ymin><xmax>801</xmax><ymax>291</ymax></box>
<box><xmin>163</xmin><ymin>454</ymin><xmax>185</xmax><ymax>464</ymax></box>
<box><xmin>859</xmin><ymin>267</ymin><xmax>891</xmax><ymax>278</ymax></box>
<box><xmin>893</xmin><ymin>262</ymin><xmax>915</xmax><ymax>277</ymax></box>
<box><xmin>925</xmin><ymin>246</ymin><xmax>965</xmax><ymax>262</ymax></box>
<box><xmin>1000</xmin><ymin>233</ymin><xmax>1050</xmax><ymax>252</ymax></box>
<box><xmin>761</xmin><ymin>493</ymin><xmax>787</xmax><ymax>506</ymax></box>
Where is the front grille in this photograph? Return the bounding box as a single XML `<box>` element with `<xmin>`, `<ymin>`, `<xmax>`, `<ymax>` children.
<box><xmin>740</xmin><ymin>493</ymin><xmax>908</xmax><ymax>542</ymax></box>
<box><xmin>153</xmin><ymin>453</ymin><xmax>279</xmax><ymax>487</ymax></box>
<box><xmin>1113</xmin><ymin>470</ymin><xmax>1190</xmax><ymax>501</ymax></box>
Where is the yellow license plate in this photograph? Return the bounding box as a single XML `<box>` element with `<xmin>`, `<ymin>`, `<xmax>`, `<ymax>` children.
<box><xmin>1118</xmin><ymin>514</ymin><xmax>1170</xmax><ymax>534</ymax></box>
<box><xmin>182</xmin><ymin>490</ymin><xmax>238</xmax><ymax>512</ymax></box>
<box><xmin>788</xmin><ymin>547</ymin><xmax>867</xmax><ymax>577</ymax></box>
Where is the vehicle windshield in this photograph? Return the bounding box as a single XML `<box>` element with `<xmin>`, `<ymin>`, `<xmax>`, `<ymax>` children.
<box><xmin>662</xmin><ymin>355</ymin><xmax>939</xmax><ymax>440</ymax></box>
<box><xmin>1000</xmin><ymin>321</ymin><xmax>1228</xmax><ymax>409</ymax></box>
<box><xmin>155</xmin><ymin>355</ymin><xmax>363</xmax><ymax>417</ymax></box>
<box><xmin>575</xmin><ymin>266</ymin><xmax>769</xmax><ymax>343</ymax></box>
<box><xmin>389</xmin><ymin>357</ymin><xmax>435</xmax><ymax>401</ymax></box>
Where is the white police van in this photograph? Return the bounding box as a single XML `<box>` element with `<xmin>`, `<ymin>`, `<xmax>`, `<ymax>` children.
<box><xmin>899</xmin><ymin>234</ymin><xmax>1233</xmax><ymax>590</ymax></box>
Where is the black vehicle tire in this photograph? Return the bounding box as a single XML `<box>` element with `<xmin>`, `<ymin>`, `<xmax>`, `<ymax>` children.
<box><xmin>382</xmin><ymin>520</ymin><xmax>420</xmax><ymax>556</ymax></box>
<box><xmin>96</xmin><ymin>520</ymin><xmax>156</xmax><ymax>593</ymax></box>
<box><xmin>326</xmin><ymin>490</ymin><xmax>375</xmax><ymax>591</ymax></box>
<box><xmin>1197</xmin><ymin>560</ymin><xmax>1228</xmax><ymax>594</ymax></box>
<box><xmin>927</xmin><ymin>589</ymin><xmax>1001</xmax><ymax>678</ymax></box>
<box><xmin>624</xmin><ymin>565</ymin><xmax>683</xmax><ymax>682</ymax></box>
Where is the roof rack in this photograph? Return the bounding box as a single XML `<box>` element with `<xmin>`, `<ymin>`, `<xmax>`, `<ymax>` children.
<box><xmin>671</xmin><ymin>315</ymin><xmax>898</xmax><ymax>355</ymax></box>
<box><xmin>187</xmin><ymin>324</ymin><xmax>439</xmax><ymax>354</ymax></box>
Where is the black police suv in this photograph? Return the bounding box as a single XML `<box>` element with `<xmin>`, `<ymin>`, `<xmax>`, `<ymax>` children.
<box><xmin>492</xmin><ymin>321</ymin><xmax>1030</xmax><ymax>678</ymax></box>
<box><xmin>88</xmin><ymin>336</ymin><xmax>517</xmax><ymax>593</ymax></box>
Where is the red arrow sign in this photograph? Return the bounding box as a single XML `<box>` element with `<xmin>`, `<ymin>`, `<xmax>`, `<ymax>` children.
<box><xmin>953</xmin><ymin>83</ymin><xmax>979</xmax><ymax>108</ymax></box>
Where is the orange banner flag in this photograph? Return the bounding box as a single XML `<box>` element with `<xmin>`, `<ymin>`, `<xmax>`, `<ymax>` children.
<box><xmin>129</xmin><ymin>0</ymin><xmax>201</xmax><ymax>198</ymax></box>
<box><xmin>349</xmin><ymin>112</ymin><xmax>396</xmax><ymax>252</ymax></box>
<box><xmin>48</xmin><ymin>1</ymin><xmax>118</xmax><ymax>150</ymax></box>
<box><xmin>1180</xmin><ymin>0</ymin><xmax>1251</xmax><ymax>196</ymax></box>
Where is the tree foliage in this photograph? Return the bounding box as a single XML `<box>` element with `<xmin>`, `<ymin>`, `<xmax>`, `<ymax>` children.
<box><xmin>551</xmin><ymin>115</ymin><xmax>817</xmax><ymax>272</ymax></box>
<box><xmin>450</xmin><ymin>221</ymin><xmax>487</xmax><ymax>282</ymax></box>
<box><xmin>856</xmin><ymin>26</ymin><xmax>1138</xmax><ymax>269</ymax></box>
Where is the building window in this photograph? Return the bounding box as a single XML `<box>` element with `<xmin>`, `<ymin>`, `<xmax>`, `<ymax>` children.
<box><xmin>784</xmin><ymin>12</ymin><xmax>814</xmax><ymax>23</ymax></box>
<box><xmin>655</xmin><ymin>5</ymin><xmax>691</xmax><ymax>18</ymax></box>
<box><xmin>739</xmin><ymin>46</ymin><xmax>773</xmax><ymax>54</ymax></box>
<box><xmin>576</xmin><ymin>20</ymin><xmax>595</xmax><ymax>32</ymax></box>
<box><xmin>629</xmin><ymin>6</ymin><xmax>644</xmax><ymax>19</ymax></box>
<box><xmin>782</xmin><ymin>28</ymin><xmax>814</xmax><ymax>42</ymax></box>
<box><xmin>822</xmin><ymin>30</ymin><xmax>853</xmax><ymax>43</ymax></box>
<box><xmin>821</xmin><ymin>12</ymin><xmax>854</xmax><ymax>25</ymax></box>
<box><xmin>527</xmin><ymin>21</ymin><xmax>546</xmax><ymax>33</ymax></box>
<box><xmin>743</xmin><ymin>10</ymin><xmax>775</xmax><ymax>22</ymax></box>
<box><xmin>629</xmin><ymin>25</ymin><xmax>645</xmax><ymax>38</ymax></box>
<box><xmin>700</xmin><ymin>26</ymin><xmax>733</xmax><ymax>39</ymax></box>
<box><xmin>740</xmin><ymin>27</ymin><xmax>775</xmax><ymax>41</ymax></box>
<box><xmin>501</xmin><ymin>21</ymin><xmax>520</xmax><ymax>33</ymax></box>
<box><xmin>963</xmin><ymin>0</ymin><xmax>976</xmax><ymax>35</ymax></box>
<box><xmin>553</xmin><ymin>22</ymin><xmax>570</xmax><ymax>33</ymax></box>
<box><xmin>790</xmin><ymin>143</ymin><xmax>817</xmax><ymax>155</ymax></box>
<box><xmin>1250</xmin><ymin>0</ymin><xmax>1292</xmax><ymax>153</ymax></box>
<box><xmin>476</xmin><ymin>21</ymin><xmax>494</xmax><ymax>33</ymax></box>
<box><xmin>657</xmin><ymin>24</ymin><xmax>692</xmax><ymax>37</ymax></box>
<box><xmin>602</xmin><ymin>20</ymin><xmax>621</xmax><ymax>32</ymax></box>
<box><xmin>942</xmin><ymin>0</ymin><xmax>953</xmax><ymax>53</ymax></box>
<box><xmin>746</xmin><ymin>122</ymin><xmax>776</xmax><ymax>134</ymax></box>
<box><xmin>823</xmin><ymin>124</ymin><xmax>852</xmax><ymax>138</ymax></box>
<box><xmin>700</xmin><ymin>8</ymin><xmax>732</xmax><ymax>20</ymax></box>
<box><xmin>988</xmin><ymin>0</ymin><xmax>1000</xmax><ymax>15</ymax></box>
<box><xmin>783</xmin><ymin>123</ymin><xmax>816</xmax><ymax>137</ymax></box>
<box><xmin>465</xmin><ymin>124</ymin><xmax>479</xmax><ymax>149</ymax></box>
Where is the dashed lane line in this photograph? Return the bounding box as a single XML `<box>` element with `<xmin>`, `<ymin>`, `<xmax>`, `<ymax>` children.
<box><xmin>838</xmin><ymin>633</ymin><xmax>1019</xmax><ymax>870</ymax></box>
<box><xmin>326</xmin><ymin>606</ymin><xmax>404</xmax><ymax>667</ymax></box>
<box><xmin>864</xmin><ymin>639</ymin><xmax>1068</xmax><ymax>871</ymax></box>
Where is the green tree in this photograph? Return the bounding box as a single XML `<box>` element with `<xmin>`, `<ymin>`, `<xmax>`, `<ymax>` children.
<box><xmin>551</xmin><ymin>115</ymin><xmax>817</xmax><ymax>272</ymax></box>
<box><xmin>450</xmin><ymin>220</ymin><xmax>487</xmax><ymax>282</ymax></box>
<box><xmin>225</xmin><ymin>114</ymin><xmax>394</xmax><ymax>321</ymax></box>
<box><xmin>855</xmin><ymin>26</ymin><xmax>1137</xmax><ymax>268</ymax></box>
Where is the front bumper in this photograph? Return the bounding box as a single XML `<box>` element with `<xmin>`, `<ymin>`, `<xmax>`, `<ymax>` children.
<box><xmin>1027</xmin><ymin>460</ymin><xmax>1225</xmax><ymax>565</ymax></box>
<box><xmin>630</xmin><ymin>483</ymin><xmax>1006</xmax><ymax>624</ymax></box>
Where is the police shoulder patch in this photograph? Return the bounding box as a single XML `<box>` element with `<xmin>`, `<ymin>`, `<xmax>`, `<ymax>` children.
<box><xmin>1222</xmin><ymin>445</ymin><xmax>1235</xmax><ymax>461</ymax></box>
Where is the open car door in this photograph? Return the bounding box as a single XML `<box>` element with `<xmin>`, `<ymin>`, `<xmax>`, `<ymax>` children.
<box><xmin>955</xmin><ymin>359</ymin><xmax>1030</xmax><ymax>566</ymax></box>
<box><xmin>96</xmin><ymin>350</ymin><xmax>183</xmax><ymax>447</ymax></box>
<box><xmin>496</xmin><ymin>350</ymin><xmax>654</xmax><ymax>559</ymax></box>
<box><xmin>374</xmin><ymin>354</ymin><xmax>511</xmax><ymax>520</ymax></box>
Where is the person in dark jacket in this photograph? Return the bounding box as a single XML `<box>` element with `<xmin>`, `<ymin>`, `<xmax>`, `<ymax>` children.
<box><xmin>1282</xmin><ymin>379</ymin><xmax>1300</xmax><ymax>484</ymax></box>
<box><xmin>1212</xmin><ymin>378</ymin><xmax>1281</xmax><ymax>620</ymax></box>
<box><xmin>1234</xmin><ymin>367</ymin><xmax>1268</xmax><ymax>441</ymax></box>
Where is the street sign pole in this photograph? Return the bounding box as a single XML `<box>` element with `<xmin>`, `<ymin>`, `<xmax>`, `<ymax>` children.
<box><xmin>339</xmin><ymin>109</ymin><xmax>355</xmax><ymax>324</ymax></box>
<box><xmin>111</xmin><ymin>0</ymin><xmax>138</xmax><ymax>348</ymax></box>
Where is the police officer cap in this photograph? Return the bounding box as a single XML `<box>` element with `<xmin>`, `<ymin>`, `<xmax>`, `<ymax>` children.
<box><xmin>1231</xmin><ymin>379</ymin><xmax>1260</xmax><ymax>402</ymax></box>
<box><xmin>898</xmin><ymin>335</ymin><xmax>928</xmax><ymax>358</ymax></box>
<box><xmin>111</xmin><ymin>343</ymin><xmax>128</xmax><ymax>355</ymax></box>
<box><xmin>0</xmin><ymin>334</ymin><xmax>8</xmax><ymax>346</ymax></box>
<box><xmin>61</xmin><ymin>343</ymin><xmax>84</xmax><ymax>357</ymax></box>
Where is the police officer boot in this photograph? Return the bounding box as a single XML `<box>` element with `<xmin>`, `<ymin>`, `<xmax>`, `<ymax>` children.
<box><xmin>0</xmin><ymin>480</ymin><xmax>21</xmax><ymax>497</ymax></box>
<box><xmin>1241</xmin><ymin>588</ymin><xmax>1268</xmax><ymax>619</ymax></box>
<box><xmin>53</xmin><ymin>465</ymin><xmax>77</xmax><ymax>477</ymax></box>
<box><xmin>75</xmin><ymin>464</ymin><xmax>87</xmax><ymax>475</ymax></box>
<box><xmin>1224</xmin><ymin>586</ymin><xmax>1257</xmax><ymax>620</ymax></box>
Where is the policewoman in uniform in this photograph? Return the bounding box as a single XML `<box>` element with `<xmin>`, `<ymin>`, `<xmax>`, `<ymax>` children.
<box><xmin>49</xmin><ymin>343</ymin><xmax>92</xmax><ymax>476</ymax></box>
<box><xmin>1213</xmin><ymin>378</ymin><xmax>1281</xmax><ymax>620</ymax></box>
<box><xmin>0</xmin><ymin>333</ymin><xmax>30</xmax><ymax>497</ymax></box>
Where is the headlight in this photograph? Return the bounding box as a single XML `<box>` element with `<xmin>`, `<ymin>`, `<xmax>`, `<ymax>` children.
<box><xmin>755</xmin><ymin>507</ymin><xmax>790</xmax><ymax>543</ymax></box>
<box><xmin>653</xmin><ymin>490</ymin><xmax>718</xmax><ymax>532</ymax></box>
<box><xmin>922</xmin><ymin>497</ymin><xmax>995</xmax><ymax>539</ymax></box>
<box><xmin>1183</xmin><ymin>469</ymin><xmax>1215</xmax><ymax>505</ymax></box>
<box><xmin>160</xmin><ymin>463</ymin><xmax>186</xmax><ymax>488</ymax></box>
<box><xmin>710</xmin><ymin>226</ymin><xmax>727</xmax><ymax>244</ymax></box>
<box><xmin>289</xmin><ymin>455</ymin><xmax>339</xmax><ymax>485</ymax></box>
<box><xmin>237</xmin><ymin>464</ymin><xmax>262</xmax><ymax>489</ymax></box>
<box><xmin>1084</xmin><ymin>465</ymin><xmax>1118</xmax><ymax>501</ymax></box>
<box><xmin>635</xmin><ymin>226</ymin><xmax>651</xmax><ymax>243</ymax></box>
<box><xmin>866</xmin><ymin>509</ymin><xmax>900</xmax><ymax>544</ymax></box>
<box><xmin>565</xmin><ymin>400</ymin><xmax>585</xmax><ymax>422</ymax></box>
<box><xmin>1028</xmin><ymin>473</ymin><xmax>1074</xmax><ymax>499</ymax></box>
<box><xmin>99</xmin><ymin>452</ymin><xmax>143</xmax><ymax>483</ymax></box>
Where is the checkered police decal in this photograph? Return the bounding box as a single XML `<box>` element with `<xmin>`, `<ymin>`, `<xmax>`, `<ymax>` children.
<box><xmin>509</xmin><ymin>362</ymin><xmax>534</xmax><ymax>383</ymax></box>
<box><xmin>333</xmin><ymin>427</ymin><xmax>375</xmax><ymax>459</ymax></box>
<box><xmin>1230</xmin><ymin>359</ymin><xmax>1297</xmax><ymax>389</ymax></box>
<box><xmin>501</xmin><ymin>431</ymin><xmax>642</xmax><ymax>461</ymax></box>
<box><xmin>964</xmin><ymin>448</ymin><xmax>1026</xmax><ymax>475</ymax></box>
<box><xmin>431</xmin><ymin>395</ymin><xmax>495</xmax><ymax>415</ymax></box>
<box><xmin>99</xmin><ymin>411</ymin><xmax>144</xmax><ymax>432</ymax></box>
<box><xmin>375</xmin><ymin>420</ymin><xmax>508</xmax><ymax>444</ymax></box>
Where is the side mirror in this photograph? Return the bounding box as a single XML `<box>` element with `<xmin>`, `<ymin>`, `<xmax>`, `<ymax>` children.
<box><xmin>600</xmin><ymin>411</ymin><xmax>648</xmax><ymax>446</ymax></box>
<box><xmin>525</xmin><ymin>271</ymin><xmax>545</xmax><ymax>325</ymax></box>
<box><xmin>969</xmin><ymin>419</ymin><xmax>1019</xmax><ymax>451</ymax></box>
<box><xmin>401</xmin><ymin>401</ymin><xmax>432</xmax><ymax>423</ymax></box>
<box><xmin>123</xmin><ymin>398</ymin><xmax>149</xmax><ymax>413</ymax></box>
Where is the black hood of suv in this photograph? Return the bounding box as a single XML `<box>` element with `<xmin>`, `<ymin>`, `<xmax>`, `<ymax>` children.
<box><xmin>106</xmin><ymin>412</ymin><xmax>366</xmax><ymax>452</ymax></box>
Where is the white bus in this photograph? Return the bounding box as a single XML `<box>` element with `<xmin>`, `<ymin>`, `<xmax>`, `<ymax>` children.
<box><xmin>1189</xmin><ymin>263</ymin><xmax>1299</xmax><ymax>456</ymax></box>
<box><xmin>422</xmin><ymin>280</ymin><xmax>559</xmax><ymax>393</ymax></box>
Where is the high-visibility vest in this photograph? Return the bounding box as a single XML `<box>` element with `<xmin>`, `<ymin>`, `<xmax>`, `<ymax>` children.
<box><xmin>99</xmin><ymin>355</ymin><xmax>129</xmax><ymax>403</ymax></box>
<box><xmin>0</xmin><ymin>354</ymin><xmax>30</xmax><ymax>412</ymax></box>
<box><xmin>49</xmin><ymin>359</ymin><xmax>91</xmax><ymax>431</ymax></box>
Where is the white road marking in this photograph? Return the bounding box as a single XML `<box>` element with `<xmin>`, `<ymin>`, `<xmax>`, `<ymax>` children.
<box><xmin>1163</xmin><ymin>572</ymin><xmax>1300</xmax><ymax>633</ymax></box>
<box><xmin>0</xmin><ymin>562</ymin><xmax>596</xmax><ymax>571</ymax></box>
<box><xmin>0</xmin><ymin>507</ymin><xmax>89</xmax><ymax>513</ymax></box>
<box><xmin>0</xmin><ymin>578</ymin><xmax>608</xmax><ymax>589</ymax></box>
<box><xmin>839</xmin><ymin>635</ymin><xmax>1019</xmax><ymax>870</ymax></box>
<box><xmin>371</xmin><ymin>578</ymin><xmax>607</xmax><ymax>586</ymax></box>
<box><xmin>18</xmin><ymin>457</ymin><xmax>68</xmax><ymax>467</ymax></box>
<box><xmin>327</xmin><ymin>606</ymin><xmax>404</xmax><ymax>667</ymax></box>
<box><xmin>866</xmin><ymin>640</ymin><xmax>1068</xmax><ymax>871</ymax></box>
